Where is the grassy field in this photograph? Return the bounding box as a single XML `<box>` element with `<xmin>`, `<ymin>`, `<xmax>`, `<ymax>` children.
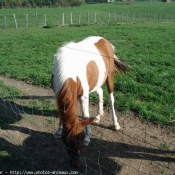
<box><xmin>0</xmin><ymin>2</ymin><xmax>175</xmax><ymax>126</ymax></box>
<box><xmin>0</xmin><ymin>2</ymin><xmax>175</xmax><ymax>28</ymax></box>
<box><xmin>0</xmin><ymin>22</ymin><xmax>175</xmax><ymax>126</ymax></box>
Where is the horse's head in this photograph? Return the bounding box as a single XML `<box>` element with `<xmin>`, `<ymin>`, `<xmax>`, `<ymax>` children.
<box><xmin>62</xmin><ymin>118</ymin><xmax>94</xmax><ymax>166</ymax></box>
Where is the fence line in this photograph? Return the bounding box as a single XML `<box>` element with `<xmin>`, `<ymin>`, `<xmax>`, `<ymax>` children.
<box><xmin>1</xmin><ymin>11</ymin><xmax>175</xmax><ymax>29</ymax></box>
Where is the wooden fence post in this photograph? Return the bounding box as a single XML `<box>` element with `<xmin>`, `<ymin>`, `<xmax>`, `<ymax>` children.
<box><xmin>133</xmin><ymin>12</ymin><xmax>135</xmax><ymax>22</ymax></box>
<box><xmin>121</xmin><ymin>13</ymin><xmax>123</xmax><ymax>22</ymax></box>
<box><xmin>94</xmin><ymin>13</ymin><xmax>97</xmax><ymax>23</ymax></box>
<box><xmin>26</xmin><ymin>14</ymin><xmax>28</xmax><ymax>27</ymax></box>
<box><xmin>127</xmin><ymin>13</ymin><xmax>128</xmax><ymax>23</ymax></box>
<box><xmin>78</xmin><ymin>13</ymin><xmax>81</xmax><ymax>25</ymax></box>
<box><xmin>144</xmin><ymin>13</ymin><xmax>146</xmax><ymax>22</ymax></box>
<box><xmin>101</xmin><ymin>13</ymin><xmax>104</xmax><ymax>23</ymax></box>
<box><xmin>87</xmin><ymin>12</ymin><xmax>89</xmax><ymax>24</ymax></box>
<box><xmin>162</xmin><ymin>13</ymin><xmax>165</xmax><ymax>22</ymax></box>
<box><xmin>13</xmin><ymin>14</ymin><xmax>18</xmax><ymax>29</ymax></box>
<box><xmin>62</xmin><ymin>13</ymin><xmax>64</xmax><ymax>25</ymax></box>
<box><xmin>44</xmin><ymin>14</ymin><xmax>47</xmax><ymax>26</ymax></box>
<box><xmin>154</xmin><ymin>14</ymin><xmax>156</xmax><ymax>22</ymax></box>
<box><xmin>4</xmin><ymin>16</ymin><xmax>6</xmax><ymax>29</ymax></box>
<box><xmin>108</xmin><ymin>12</ymin><xmax>110</xmax><ymax>23</ymax></box>
<box><xmin>70</xmin><ymin>12</ymin><xmax>73</xmax><ymax>25</ymax></box>
<box><xmin>35</xmin><ymin>12</ymin><xmax>38</xmax><ymax>26</ymax></box>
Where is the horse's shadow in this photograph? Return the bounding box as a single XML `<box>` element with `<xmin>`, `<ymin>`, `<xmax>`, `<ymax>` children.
<box><xmin>0</xmin><ymin>96</ymin><xmax>54</xmax><ymax>128</ymax></box>
<box><xmin>0</xmin><ymin>98</ymin><xmax>175</xmax><ymax>174</ymax></box>
<box><xmin>1</xmin><ymin>126</ymin><xmax>175</xmax><ymax>174</ymax></box>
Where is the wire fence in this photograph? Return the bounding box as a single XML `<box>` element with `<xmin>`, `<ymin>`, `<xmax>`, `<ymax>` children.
<box><xmin>1</xmin><ymin>11</ymin><xmax>175</xmax><ymax>29</ymax></box>
<box><xmin>0</xmin><ymin>75</ymin><xmax>175</xmax><ymax>174</ymax></box>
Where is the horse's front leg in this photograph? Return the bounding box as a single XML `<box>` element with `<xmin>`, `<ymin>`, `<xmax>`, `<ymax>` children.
<box><xmin>80</xmin><ymin>95</ymin><xmax>92</xmax><ymax>146</ymax></box>
<box><xmin>53</xmin><ymin>112</ymin><xmax>62</xmax><ymax>138</ymax></box>
<box><xmin>93</xmin><ymin>87</ymin><xmax>104</xmax><ymax>123</ymax></box>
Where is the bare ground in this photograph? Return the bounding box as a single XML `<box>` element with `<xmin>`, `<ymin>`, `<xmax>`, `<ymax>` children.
<box><xmin>0</xmin><ymin>76</ymin><xmax>175</xmax><ymax>175</ymax></box>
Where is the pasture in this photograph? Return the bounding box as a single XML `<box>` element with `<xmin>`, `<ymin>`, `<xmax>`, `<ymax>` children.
<box><xmin>0</xmin><ymin>2</ymin><xmax>175</xmax><ymax>174</ymax></box>
<box><xmin>1</xmin><ymin>2</ymin><xmax>175</xmax><ymax>28</ymax></box>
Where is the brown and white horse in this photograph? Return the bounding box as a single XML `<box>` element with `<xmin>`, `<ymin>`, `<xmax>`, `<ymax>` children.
<box><xmin>51</xmin><ymin>36</ymin><xmax>129</xmax><ymax>166</ymax></box>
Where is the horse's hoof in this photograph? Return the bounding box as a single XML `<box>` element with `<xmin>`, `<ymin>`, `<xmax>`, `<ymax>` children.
<box><xmin>53</xmin><ymin>132</ymin><xmax>61</xmax><ymax>139</ymax></box>
<box><xmin>82</xmin><ymin>141</ymin><xmax>90</xmax><ymax>147</ymax></box>
<box><xmin>113</xmin><ymin>125</ymin><xmax>121</xmax><ymax>131</ymax></box>
<box><xmin>93</xmin><ymin>118</ymin><xmax>100</xmax><ymax>123</ymax></box>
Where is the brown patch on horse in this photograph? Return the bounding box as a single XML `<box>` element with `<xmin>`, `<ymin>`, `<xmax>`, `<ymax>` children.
<box><xmin>94</xmin><ymin>38</ymin><xmax>115</xmax><ymax>94</ymax></box>
<box><xmin>86</xmin><ymin>61</ymin><xmax>99</xmax><ymax>91</ymax></box>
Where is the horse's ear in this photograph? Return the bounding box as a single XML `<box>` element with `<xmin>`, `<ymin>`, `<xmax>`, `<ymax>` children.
<box><xmin>80</xmin><ymin>118</ymin><xmax>94</xmax><ymax>127</ymax></box>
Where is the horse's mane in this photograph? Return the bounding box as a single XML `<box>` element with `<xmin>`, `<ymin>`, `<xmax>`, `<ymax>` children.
<box><xmin>56</xmin><ymin>77</ymin><xmax>83</xmax><ymax>131</ymax></box>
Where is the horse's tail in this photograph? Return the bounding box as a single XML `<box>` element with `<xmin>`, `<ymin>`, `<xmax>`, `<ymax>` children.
<box><xmin>114</xmin><ymin>55</ymin><xmax>130</xmax><ymax>73</ymax></box>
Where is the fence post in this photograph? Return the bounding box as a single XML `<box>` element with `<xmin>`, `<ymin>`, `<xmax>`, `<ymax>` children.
<box><xmin>70</xmin><ymin>12</ymin><xmax>73</xmax><ymax>25</ymax></box>
<box><xmin>133</xmin><ymin>12</ymin><xmax>135</xmax><ymax>22</ymax></box>
<box><xmin>154</xmin><ymin>14</ymin><xmax>156</xmax><ymax>23</ymax></box>
<box><xmin>13</xmin><ymin>14</ymin><xmax>18</xmax><ymax>29</ymax></box>
<box><xmin>62</xmin><ymin>13</ymin><xmax>64</xmax><ymax>25</ymax></box>
<box><xmin>127</xmin><ymin>13</ymin><xmax>128</xmax><ymax>23</ymax></box>
<box><xmin>162</xmin><ymin>13</ymin><xmax>165</xmax><ymax>22</ymax></box>
<box><xmin>101</xmin><ymin>13</ymin><xmax>104</xmax><ymax>23</ymax></box>
<box><xmin>94</xmin><ymin>13</ymin><xmax>97</xmax><ymax>23</ymax></box>
<box><xmin>78</xmin><ymin>13</ymin><xmax>81</xmax><ymax>25</ymax></box>
<box><xmin>108</xmin><ymin>12</ymin><xmax>110</xmax><ymax>23</ymax></box>
<box><xmin>144</xmin><ymin>13</ymin><xmax>146</xmax><ymax>22</ymax></box>
<box><xmin>26</xmin><ymin>14</ymin><xmax>28</xmax><ymax>27</ymax></box>
<box><xmin>35</xmin><ymin>12</ymin><xmax>38</xmax><ymax>26</ymax></box>
<box><xmin>44</xmin><ymin>14</ymin><xmax>47</xmax><ymax>26</ymax></box>
<box><xmin>4</xmin><ymin>16</ymin><xmax>6</xmax><ymax>29</ymax></box>
<box><xmin>121</xmin><ymin>13</ymin><xmax>123</xmax><ymax>22</ymax></box>
<box><xmin>87</xmin><ymin>12</ymin><xmax>89</xmax><ymax>24</ymax></box>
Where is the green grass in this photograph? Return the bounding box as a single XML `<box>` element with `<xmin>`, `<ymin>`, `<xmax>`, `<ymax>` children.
<box><xmin>0</xmin><ymin>80</ymin><xmax>55</xmax><ymax>124</ymax></box>
<box><xmin>0</xmin><ymin>3</ymin><xmax>175</xmax><ymax>126</ymax></box>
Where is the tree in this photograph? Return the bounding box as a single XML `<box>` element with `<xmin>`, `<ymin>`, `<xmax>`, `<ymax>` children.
<box><xmin>0</xmin><ymin>0</ymin><xmax>5</xmax><ymax>8</ymax></box>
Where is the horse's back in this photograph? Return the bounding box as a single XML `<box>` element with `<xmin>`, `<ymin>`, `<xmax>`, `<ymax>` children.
<box><xmin>52</xmin><ymin>36</ymin><xmax>111</xmax><ymax>95</ymax></box>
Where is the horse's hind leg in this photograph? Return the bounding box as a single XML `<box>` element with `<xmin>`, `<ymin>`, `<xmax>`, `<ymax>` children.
<box><xmin>108</xmin><ymin>92</ymin><xmax>120</xmax><ymax>130</ymax></box>
<box><xmin>93</xmin><ymin>87</ymin><xmax>104</xmax><ymax>123</ymax></box>
<box><xmin>106</xmin><ymin>74</ymin><xmax>120</xmax><ymax>131</ymax></box>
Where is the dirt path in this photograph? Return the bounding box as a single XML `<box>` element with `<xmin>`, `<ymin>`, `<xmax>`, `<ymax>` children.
<box><xmin>0</xmin><ymin>75</ymin><xmax>175</xmax><ymax>175</ymax></box>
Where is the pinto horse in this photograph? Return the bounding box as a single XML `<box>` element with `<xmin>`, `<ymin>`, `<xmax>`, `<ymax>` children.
<box><xmin>51</xmin><ymin>36</ymin><xmax>129</xmax><ymax>166</ymax></box>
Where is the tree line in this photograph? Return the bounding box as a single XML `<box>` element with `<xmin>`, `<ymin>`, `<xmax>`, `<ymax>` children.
<box><xmin>0</xmin><ymin>0</ymin><xmax>91</xmax><ymax>8</ymax></box>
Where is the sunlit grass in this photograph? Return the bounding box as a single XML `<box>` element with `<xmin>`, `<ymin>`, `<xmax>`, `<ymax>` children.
<box><xmin>0</xmin><ymin>22</ymin><xmax>175</xmax><ymax>126</ymax></box>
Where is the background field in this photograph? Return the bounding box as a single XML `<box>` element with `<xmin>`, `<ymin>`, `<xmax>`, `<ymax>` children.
<box><xmin>0</xmin><ymin>2</ymin><xmax>175</xmax><ymax>174</ymax></box>
<box><xmin>1</xmin><ymin>2</ymin><xmax>175</xmax><ymax>28</ymax></box>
